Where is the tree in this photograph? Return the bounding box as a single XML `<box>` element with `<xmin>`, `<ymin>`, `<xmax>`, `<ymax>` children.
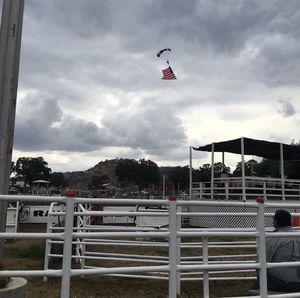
<box><xmin>233</xmin><ymin>159</ymin><xmax>259</xmax><ymax>176</ymax></box>
<box><xmin>88</xmin><ymin>175</ymin><xmax>109</xmax><ymax>189</ymax></box>
<box><xmin>168</xmin><ymin>166</ymin><xmax>190</xmax><ymax>192</ymax></box>
<box><xmin>115</xmin><ymin>159</ymin><xmax>138</xmax><ymax>187</ymax></box>
<box><xmin>49</xmin><ymin>172</ymin><xmax>67</xmax><ymax>188</ymax></box>
<box><xmin>284</xmin><ymin>140</ymin><xmax>300</xmax><ymax>179</ymax></box>
<box><xmin>213</xmin><ymin>162</ymin><xmax>230</xmax><ymax>177</ymax></box>
<box><xmin>195</xmin><ymin>164</ymin><xmax>211</xmax><ymax>182</ymax></box>
<box><xmin>10</xmin><ymin>161</ymin><xmax>15</xmax><ymax>175</ymax></box>
<box><xmin>193</xmin><ymin>163</ymin><xmax>231</xmax><ymax>182</ymax></box>
<box><xmin>13</xmin><ymin>157</ymin><xmax>51</xmax><ymax>191</ymax></box>
<box><xmin>115</xmin><ymin>158</ymin><xmax>161</xmax><ymax>190</ymax></box>
<box><xmin>254</xmin><ymin>159</ymin><xmax>280</xmax><ymax>178</ymax></box>
<box><xmin>135</xmin><ymin>159</ymin><xmax>160</xmax><ymax>190</ymax></box>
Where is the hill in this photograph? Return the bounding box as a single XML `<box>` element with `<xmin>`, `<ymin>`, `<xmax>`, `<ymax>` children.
<box><xmin>62</xmin><ymin>159</ymin><xmax>176</xmax><ymax>191</ymax></box>
<box><xmin>63</xmin><ymin>159</ymin><xmax>121</xmax><ymax>189</ymax></box>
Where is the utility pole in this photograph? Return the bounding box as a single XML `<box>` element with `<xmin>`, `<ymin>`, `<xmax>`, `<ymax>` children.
<box><xmin>0</xmin><ymin>0</ymin><xmax>25</xmax><ymax>264</ymax></box>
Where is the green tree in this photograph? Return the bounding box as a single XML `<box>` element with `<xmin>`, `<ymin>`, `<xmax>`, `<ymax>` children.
<box><xmin>199</xmin><ymin>164</ymin><xmax>211</xmax><ymax>181</ymax></box>
<box><xmin>168</xmin><ymin>166</ymin><xmax>190</xmax><ymax>192</ymax></box>
<box><xmin>49</xmin><ymin>172</ymin><xmax>67</xmax><ymax>188</ymax></box>
<box><xmin>193</xmin><ymin>163</ymin><xmax>230</xmax><ymax>182</ymax></box>
<box><xmin>135</xmin><ymin>159</ymin><xmax>160</xmax><ymax>190</ymax></box>
<box><xmin>214</xmin><ymin>162</ymin><xmax>230</xmax><ymax>177</ymax></box>
<box><xmin>254</xmin><ymin>159</ymin><xmax>280</xmax><ymax>178</ymax></box>
<box><xmin>233</xmin><ymin>159</ymin><xmax>259</xmax><ymax>176</ymax></box>
<box><xmin>88</xmin><ymin>175</ymin><xmax>109</xmax><ymax>189</ymax></box>
<box><xmin>10</xmin><ymin>161</ymin><xmax>15</xmax><ymax>174</ymax></box>
<box><xmin>14</xmin><ymin>157</ymin><xmax>51</xmax><ymax>191</ymax></box>
<box><xmin>115</xmin><ymin>158</ymin><xmax>160</xmax><ymax>190</ymax></box>
<box><xmin>115</xmin><ymin>159</ymin><xmax>138</xmax><ymax>187</ymax></box>
<box><xmin>284</xmin><ymin>140</ymin><xmax>300</xmax><ymax>179</ymax></box>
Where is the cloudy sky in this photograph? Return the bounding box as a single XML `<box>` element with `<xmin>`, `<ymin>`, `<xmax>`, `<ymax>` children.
<box><xmin>2</xmin><ymin>0</ymin><xmax>300</xmax><ymax>172</ymax></box>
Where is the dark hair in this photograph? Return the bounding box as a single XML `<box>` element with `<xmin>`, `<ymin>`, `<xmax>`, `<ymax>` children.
<box><xmin>274</xmin><ymin>210</ymin><xmax>292</xmax><ymax>227</ymax></box>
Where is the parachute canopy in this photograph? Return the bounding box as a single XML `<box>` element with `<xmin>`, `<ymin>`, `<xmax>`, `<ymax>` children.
<box><xmin>157</xmin><ymin>48</ymin><xmax>171</xmax><ymax>58</ymax></box>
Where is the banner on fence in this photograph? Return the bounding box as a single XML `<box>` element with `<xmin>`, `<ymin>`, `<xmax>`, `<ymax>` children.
<box><xmin>19</xmin><ymin>205</ymin><xmax>64</xmax><ymax>224</ymax></box>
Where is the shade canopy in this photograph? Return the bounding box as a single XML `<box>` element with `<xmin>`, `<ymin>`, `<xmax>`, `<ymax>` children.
<box><xmin>32</xmin><ymin>180</ymin><xmax>50</xmax><ymax>184</ymax></box>
<box><xmin>193</xmin><ymin>137</ymin><xmax>300</xmax><ymax>161</ymax></box>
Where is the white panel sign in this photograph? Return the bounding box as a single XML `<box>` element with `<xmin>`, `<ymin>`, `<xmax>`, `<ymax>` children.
<box><xmin>103</xmin><ymin>206</ymin><xmax>136</xmax><ymax>224</ymax></box>
<box><xmin>19</xmin><ymin>205</ymin><xmax>64</xmax><ymax>224</ymax></box>
<box><xmin>135</xmin><ymin>207</ymin><xmax>169</xmax><ymax>227</ymax></box>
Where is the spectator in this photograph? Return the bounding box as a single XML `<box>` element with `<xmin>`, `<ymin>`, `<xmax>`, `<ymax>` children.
<box><xmin>252</xmin><ymin>210</ymin><xmax>300</xmax><ymax>292</ymax></box>
<box><xmin>220</xmin><ymin>170</ymin><xmax>229</xmax><ymax>187</ymax></box>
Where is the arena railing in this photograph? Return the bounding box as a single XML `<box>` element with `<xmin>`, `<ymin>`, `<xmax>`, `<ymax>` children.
<box><xmin>192</xmin><ymin>176</ymin><xmax>300</xmax><ymax>200</ymax></box>
<box><xmin>1</xmin><ymin>194</ymin><xmax>300</xmax><ymax>297</ymax></box>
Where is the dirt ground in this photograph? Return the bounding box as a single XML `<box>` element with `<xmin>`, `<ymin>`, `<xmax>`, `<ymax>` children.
<box><xmin>2</xmin><ymin>224</ymin><xmax>253</xmax><ymax>297</ymax></box>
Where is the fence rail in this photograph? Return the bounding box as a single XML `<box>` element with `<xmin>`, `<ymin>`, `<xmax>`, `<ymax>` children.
<box><xmin>1</xmin><ymin>194</ymin><xmax>300</xmax><ymax>297</ymax></box>
<box><xmin>192</xmin><ymin>176</ymin><xmax>300</xmax><ymax>201</ymax></box>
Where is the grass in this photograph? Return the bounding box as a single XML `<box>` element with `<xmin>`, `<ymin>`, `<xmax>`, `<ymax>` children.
<box><xmin>5</xmin><ymin>240</ymin><xmax>45</xmax><ymax>259</ymax></box>
<box><xmin>2</xmin><ymin>224</ymin><xmax>255</xmax><ymax>297</ymax></box>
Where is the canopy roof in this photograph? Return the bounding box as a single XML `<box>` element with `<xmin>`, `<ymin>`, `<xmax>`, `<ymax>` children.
<box><xmin>193</xmin><ymin>137</ymin><xmax>300</xmax><ymax>161</ymax></box>
<box><xmin>32</xmin><ymin>180</ymin><xmax>50</xmax><ymax>184</ymax></box>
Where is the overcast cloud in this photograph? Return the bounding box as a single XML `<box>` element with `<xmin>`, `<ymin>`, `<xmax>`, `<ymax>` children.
<box><xmin>278</xmin><ymin>98</ymin><xmax>296</xmax><ymax>117</ymax></box>
<box><xmin>1</xmin><ymin>0</ymin><xmax>300</xmax><ymax>172</ymax></box>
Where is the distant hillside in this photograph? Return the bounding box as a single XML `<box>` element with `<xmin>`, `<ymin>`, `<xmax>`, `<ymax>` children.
<box><xmin>62</xmin><ymin>159</ymin><xmax>179</xmax><ymax>190</ymax></box>
<box><xmin>63</xmin><ymin>159</ymin><xmax>121</xmax><ymax>189</ymax></box>
<box><xmin>86</xmin><ymin>159</ymin><xmax>121</xmax><ymax>185</ymax></box>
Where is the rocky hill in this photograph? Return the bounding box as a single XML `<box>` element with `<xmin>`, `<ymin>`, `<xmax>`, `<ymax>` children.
<box><xmin>63</xmin><ymin>159</ymin><xmax>175</xmax><ymax>190</ymax></box>
<box><xmin>63</xmin><ymin>159</ymin><xmax>122</xmax><ymax>189</ymax></box>
<box><xmin>86</xmin><ymin>159</ymin><xmax>120</xmax><ymax>184</ymax></box>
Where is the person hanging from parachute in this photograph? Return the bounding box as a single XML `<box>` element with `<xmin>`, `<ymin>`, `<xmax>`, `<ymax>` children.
<box><xmin>157</xmin><ymin>48</ymin><xmax>177</xmax><ymax>80</ymax></box>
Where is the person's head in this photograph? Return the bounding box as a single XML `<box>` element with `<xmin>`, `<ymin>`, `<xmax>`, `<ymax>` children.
<box><xmin>273</xmin><ymin>210</ymin><xmax>292</xmax><ymax>228</ymax></box>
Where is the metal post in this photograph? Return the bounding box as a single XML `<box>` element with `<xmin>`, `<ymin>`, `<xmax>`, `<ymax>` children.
<box><xmin>43</xmin><ymin>212</ymin><xmax>52</xmax><ymax>282</ymax></box>
<box><xmin>61</xmin><ymin>194</ymin><xmax>75</xmax><ymax>298</ymax></box>
<box><xmin>263</xmin><ymin>182</ymin><xmax>267</xmax><ymax>200</ymax></box>
<box><xmin>163</xmin><ymin>174</ymin><xmax>166</xmax><ymax>199</ymax></box>
<box><xmin>0</xmin><ymin>0</ymin><xmax>24</xmax><ymax>263</ymax></box>
<box><xmin>222</xmin><ymin>151</ymin><xmax>225</xmax><ymax>170</ymax></box>
<box><xmin>168</xmin><ymin>196</ymin><xmax>178</xmax><ymax>298</ymax></box>
<box><xmin>280</xmin><ymin>143</ymin><xmax>285</xmax><ymax>200</ymax></box>
<box><xmin>210</xmin><ymin>143</ymin><xmax>214</xmax><ymax>199</ymax></box>
<box><xmin>202</xmin><ymin>236</ymin><xmax>209</xmax><ymax>298</ymax></box>
<box><xmin>176</xmin><ymin>204</ymin><xmax>181</xmax><ymax>295</ymax></box>
<box><xmin>241</xmin><ymin>137</ymin><xmax>246</xmax><ymax>201</ymax></box>
<box><xmin>189</xmin><ymin>146</ymin><xmax>192</xmax><ymax>200</ymax></box>
<box><xmin>256</xmin><ymin>198</ymin><xmax>268</xmax><ymax>297</ymax></box>
<box><xmin>81</xmin><ymin>210</ymin><xmax>87</xmax><ymax>270</ymax></box>
<box><xmin>225</xmin><ymin>182</ymin><xmax>229</xmax><ymax>200</ymax></box>
<box><xmin>200</xmin><ymin>183</ymin><xmax>203</xmax><ymax>199</ymax></box>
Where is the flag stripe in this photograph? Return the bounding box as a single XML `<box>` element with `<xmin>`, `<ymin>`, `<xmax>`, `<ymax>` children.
<box><xmin>161</xmin><ymin>66</ymin><xmax>177</xmax><ymax>80</ymax></box>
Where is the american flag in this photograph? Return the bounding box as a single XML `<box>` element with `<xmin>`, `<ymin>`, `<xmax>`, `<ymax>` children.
<box><xmin>161</xmin><ymin>66</ymin><xmax>177</xmax><ymax>80</ymax></box>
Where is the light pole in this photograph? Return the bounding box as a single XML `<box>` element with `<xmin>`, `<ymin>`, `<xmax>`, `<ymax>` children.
<box><xmin>0</xmin><ymin>0</ymin><xmax>24</xmax><ymax>265</ymax></box>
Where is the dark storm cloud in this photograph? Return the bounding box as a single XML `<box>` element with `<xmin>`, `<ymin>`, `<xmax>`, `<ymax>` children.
<box><xmin>19</xmin><ymin>0</ymin><xmax>300</xmax><ymax>91</ymax></box>
<box><xmin>25</xmin><ymin>0</ymin><xmax>113</xmax><ymax>39</ymax></box>
<box><xmin>14</xmin><ymin>93</ymin><xmax>187</xmax><ymax>153</ymax></box>
<box><xmin>14</xmin><ymin>93</ymin><xmax>111</xmax><ymax>151</ymax></box>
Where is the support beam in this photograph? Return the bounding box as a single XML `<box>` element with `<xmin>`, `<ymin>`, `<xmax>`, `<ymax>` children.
<box><xmin>210</xmin><ymin>143</ymin><xmax>214</xmax><ymax>199</ymax></box>
<box><xmin>280</xmin><ymin>143</ymin><xmax>285</xmax><ymax>200</ymax></box>
<box><xmin>189</xmin><ymin>146</ymin><xmax>192</xmax><ymax>200</ymax></box>
<box><xmin>241</xmin><ymin>137</ymin><xmax>246</xmax><ymax>201</ymax></box>
<box><xmin>0</xmin><ymin>0</ymin><xmax>24</xmax><ymax>262</ymax></box>
<box><xmin>222</xmin><ymin>151</ymin><xmax>225</xmax><ymax>169</ymax></box>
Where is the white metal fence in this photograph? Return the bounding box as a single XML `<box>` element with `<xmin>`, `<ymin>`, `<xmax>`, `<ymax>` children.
<box><xmin>192</xmin><ymin>176</ymin><xmax>300</xmax><ymax>201</ymax></box>
<box><xmin>1</xmin><ymin>194</ymin><xmax>300</xmax><ymax>297</ymax></box>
